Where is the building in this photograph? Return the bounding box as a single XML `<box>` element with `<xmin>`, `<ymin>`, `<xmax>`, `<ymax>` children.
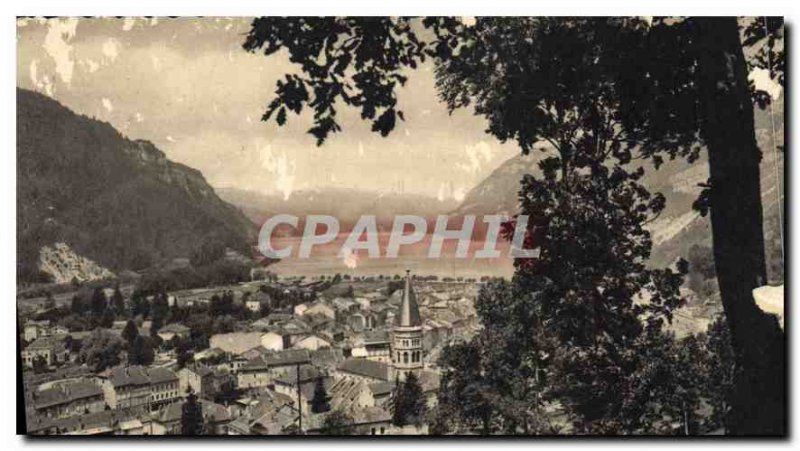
<box><xmin>178</xmin><ymin>365</ymin><xmax>216</xmax><ymax>397</ymax></box>
<box><xmin>32</xmin><ymin>380</ymin><xmax>106</xmax><ymax>419</ymax></box>
<box><xmin>293</xmin><ymin>303</ymin><xmax>308</xmax><ymax>317</ymax></box>
<box><xmin>362</xmin><ymin>330</ymin><xmax>391</xmax><ymax>362</ymax></box>
<box><xmin>236</xmin><ymin>356</ymin><xmax>271</xmax><ymax>390</ymax></box>
<box><xmin>235</xmin><ymin>349</ymin><xmax>312</xmax><ymax>390</ymax></box>
<box><xmin>23</xmin><ymin>320</ymin><xmax>51</xmax><ymax>342</ymax></box>
<box><xmin>150</xmin><ymin>400</ymin><xmax>232</xmax><ymax>435</ymax></box>
<box><xmin>260</xmin><ymin>331</ymin><xmax>285</xmax><ymax>351</ymax></box>
<box><xmin>391</xmin><ymin>270</ymin><xmax>424</xmax><ymax>380</ymax></box>
<box><xmin>302</xmin><ymin>302</ymin><xmax>336</xmax><ymax>320</ymax></box>
<box><xmin>328</xmin><ymin>377</ymin><xmax>373</xmax><ymax>411</ymax></box>
<box><xmin>264</xmin><ymin>349</ymin><xmax>312</xmax><ymax>375</ymax></box>
<box><xmin>293</xmin><ymin>335</ymin><xmax>331</xmax><ymax>351</ymax></box>
<box><xmin>272</xmin><ymin>365</ymin><xmax>332</xmax><ymax>411</ymax></box>
<box><xmin>98</xmin><ymin>366</ymin><xmax>179</xmax><ymax>410</ymax></box>
<box><xmin>156</xmin><ymin>323</ymin><xmax>190</xmax><ymax>342</ymax></box>
<box><xmin>209</xmin><ymin>332</ymin><xmax>265</xmax><ymax>355</ymax></box>
<box><xmin>245</xmin><ymin>299</ymin><xmax>261</xmax><ymax>313</ymax></box>
<box><xmin>226</xmin><ymin>391</ymin><xmax>298</xmax><ymax>435</ymax></box>
<box><xmin>368</xmin><ymin>381</ymin><xmax>394</xmax><ymax>407</ymax></box>
<box><xmin>26</xmin><ymin>408</ymin><xmax>152</xmax><ymax>436</ymax></box>
<box><xmin>336</xmin><ymin>358</ymin><xmax>391</xmax><ymax>383</ymax></box>
<box><xmin>22</xmin><ymin>336</ymin><xmax>69</xmax><ymax>367</ymax></box>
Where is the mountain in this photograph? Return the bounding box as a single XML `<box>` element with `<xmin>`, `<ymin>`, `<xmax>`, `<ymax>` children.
<box><xmin>17</xmin><ymin>88</ymin><xmax>256</xmax><ymax>283</ymax></box>
<box><xmin>217</xmin><ymin>187</ymin><xmax>459</xmax><ymax>232</ymax></box>
<box><xmin>452</xmin><ymin>100</ymin><xmax>784</xmax><ymax>271</ymax></box>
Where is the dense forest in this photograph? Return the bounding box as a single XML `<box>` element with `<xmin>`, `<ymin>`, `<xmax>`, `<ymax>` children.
<box><xmin>17</xmin><ymin>88</ymin><xmax>255</xmax><ymax>284</ymax></box>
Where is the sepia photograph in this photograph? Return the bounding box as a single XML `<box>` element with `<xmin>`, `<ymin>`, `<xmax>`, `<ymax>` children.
<box><xmin>14</xmin><ymin>12</ymin><xmax>786</xmax><ymax>438</ymax></box>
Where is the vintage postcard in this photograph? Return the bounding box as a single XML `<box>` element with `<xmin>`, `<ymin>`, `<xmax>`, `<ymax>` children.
<box><xmin>16</xmin><ymin>16</ymin><xmax>785</xmax><ymax>436</ymax></box>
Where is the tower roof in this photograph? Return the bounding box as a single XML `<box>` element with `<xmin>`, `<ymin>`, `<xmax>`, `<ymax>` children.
<box><xmin>395</xmin><ymin>270</ymin><xmax>421</xmax><ymax>327</ymax></box>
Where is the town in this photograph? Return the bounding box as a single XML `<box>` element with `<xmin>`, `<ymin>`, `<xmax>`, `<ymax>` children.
<box><xmin>18</xmin><ymin>269</ymin><xmax>482</xmax><ymax>435</ymax></box>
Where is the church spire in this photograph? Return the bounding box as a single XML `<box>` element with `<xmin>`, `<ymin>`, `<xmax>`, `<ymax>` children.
<box><xmin>397</xmin><ymin>269</ymin><xmax>421</xmax><ymax>328</ymax></box>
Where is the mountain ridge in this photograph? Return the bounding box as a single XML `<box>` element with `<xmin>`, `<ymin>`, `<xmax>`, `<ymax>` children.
<box><xmin>17</xmin><ymin>88</ymin><xmax>256</xmax><ymax>283</ymax></box>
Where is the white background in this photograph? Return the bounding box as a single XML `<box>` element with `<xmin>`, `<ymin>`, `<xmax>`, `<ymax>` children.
<box><xmin>3</xmin><ymin>0</ymin><xmax>797</xmax><ymax>449</ymax></box>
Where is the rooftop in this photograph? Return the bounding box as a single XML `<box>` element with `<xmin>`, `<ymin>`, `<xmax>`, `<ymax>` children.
<box><xmin>33</xmin><ymin>380</ymin><xmax>104</xmax><ymax>410</ymax></box>
<box><xmin>337</xmin><ymin>358</ymin><xmax>390</xmax><ymax>381</ymax></box>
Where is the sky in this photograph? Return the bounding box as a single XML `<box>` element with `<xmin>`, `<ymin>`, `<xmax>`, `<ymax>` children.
<box><xmin>16</xmin><ymin>17</ymin><xmax>520</xmax><ymax>201</ymax></box>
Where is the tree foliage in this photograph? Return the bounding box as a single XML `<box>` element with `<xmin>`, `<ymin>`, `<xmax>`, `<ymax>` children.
<box><xmin>122</xmin><ymin>319</ymin><xmax>139</xmax><ymax>344</ymax></box>
<box><xmin>181</xmin><ymin>390</ymin><xmax>205</xmax><ymax>435</ymax></box>
<box><xmin>129</xmin><ymin>334</ymin><xmax>155</xmax><ymax>366</ymax></box>
<box><xmin>319</xmin><ymin>409</ymin><xmax>354</xmax><ymax>435</ymax></box>
<box><xmin>244</xmin><ymin>16</ymin><xmax>784</xmax><ymax>435</ymax></box>
<box><xmin>79</xmin><ymin>328</ymin><xmax>124</xmax><ymax>372</ymax></box>
<box><xmin>111</xmin><ymin>285</ymin><xmax>126</xmax><ymax>316</ymax></box>
<box><xmin>310</xmin><ymin>376</ymin><xmax>331</xmax><ymax>414</ymax></box>
<box><xmin>392</xmin><ymin>373</ymin><xmax>426</xmax><ymax>427</ymax></box>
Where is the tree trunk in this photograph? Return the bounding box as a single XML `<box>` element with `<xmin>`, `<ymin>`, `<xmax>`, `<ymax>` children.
<box><xmin>693</xmin><ymin>17</ymin><xmax>785</xmax><ymax>435</ymax></box>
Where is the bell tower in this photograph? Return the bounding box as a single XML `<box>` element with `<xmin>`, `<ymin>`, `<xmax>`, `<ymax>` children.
<box><xmin>391</xmin><ymin>270</ymin><xmax>423</xmax><ymax>380</ymax></box>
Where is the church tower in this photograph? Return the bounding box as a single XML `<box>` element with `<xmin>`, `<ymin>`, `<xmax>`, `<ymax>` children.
<box><xmin>391</xmin><ymin>270</ymin><xmax>423</xmax><ymax>380</ymax></box>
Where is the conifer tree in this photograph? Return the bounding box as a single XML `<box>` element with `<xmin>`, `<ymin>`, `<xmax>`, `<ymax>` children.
<box><xmin>89</xmin><ymin>287</ymin><xmax>108</xmax><ymax>319</ymax></box>
<box><xmin>403</xmin><ymin>373</ymin><xmax>426</xmax><ymax>426</ymax></box>
<box><xmin>310</xmin><ymin>376</ymin><xmax>331</xmax><ymax>414</ymax></box>
<box><xmin>99</xmin><ymin>307</ymin><xmax>115</xmax><ymax>328</ymax></box>
<box><xmin>392</xmin><ymin>373</ymin><xmax>426</xmax><ymax>427</ymax></box>
<box><xmin>111</xmin><ymin>285</ymin><xmax>125</xmax><ymax>316</ymax></box>
<box><xmin>181</xmin><ymin>389</ymin><xmax>204</xmax><ymax>435</ymax></box>
<box><xmin>129</xmin><ymin>334</ymin><xmax>154</xmax><ymax>366</ymax></box>
<box><xmin>122</xmin><ymin>319</ymin><xmax>139</xmax><ymax>345</ymax></box>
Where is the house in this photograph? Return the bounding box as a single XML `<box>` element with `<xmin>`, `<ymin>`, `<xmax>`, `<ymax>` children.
<box><xmin>354</xmin><ymin>297</ymin><xmax>371</xmax><ymax>311</ymax></box>
<box><xmin>264</xmin><ymin>312</ymin><xmax>294</xmax><ymax>325</ymax></box>
<box><xmin>316</xmin><ymin>324</ymin><xmax>346</xmax><ymax>345</ymax></box>
<box><xmin>236</xmin><ymin>356</ymin><xmax>271</xmax><ymax>390</ymax></box>
<box><xmin>328</xmin><ymin>377</ymin><xmax>373</xmax><ymax>412</ymax></box>
<box><xmin>293</xmin><ymin>335</ymin><xmax>331</xmax><ymax>351</ymax></box>
<box><xmin>302</xmin><ymin>302</ymin><xmax>335</xmax><ymax>320</ymax></box>
<box><xmin>309</xmin><ymin>347</ymin><xmax>345</xmax><ymax>370</ymax></box>
<box><xmin>209</xmin><ymin>332</ymin><xmax>265</xmax><ymax>355</ymax></box>
<box><xmin>351</xmin><ymin>407</ymin><xmax>394</xmax><ymax>435</ymax></box>
<box><xmin>260</xmin><ymin>320</ymin><xmax>311</xmax><ymax>348</ymax></box>
<box><xmin>150</xmin><ymin>400</ymin><xmax>232</xmax><ymax>435</ymax></box>
<box><xmin>22</xmin><ymin>336</ymin><xmax>69</xmax><ymax>367</ymax></box>
<box><xmin>97</xmin><ymin>367</ymin><xmax>150</xmax><ymax>410</ymax></box>
<box><xmin>240</xmin><ymin>346</ymin><xmax>269</xmax><ymax>361</ymax></box>
<box><xmin>336</xmin><ymin>358</ymin><xmax>390</xmax><ymax>382</ymax></box>
<box><xmin>362</xmin><ymin>330</ymin><xmax>391</xmax><ymax>362</ymax></box>
<box><xmin>245</xmin><ymin>299</ymin><xmax>261</xmax><ymax>313</ymax></box>
<box><xmin>23</xmin><ymin>320</ymin><xmax>51</xmax><ymax>341</ymax></box>
<box><xmin>260</xmin><ymin>331</ymin><xmax>285</xmax><ymax>351</ymax></box>
<box><xmin>348</xmin><ymin>313</ymin><xmax>367</xmax><ymax>332</ymax></box>
<box><xmin>117</xmin><ymin>419</ymin><xmax>146</xmax><ymax>435</ymax></box>
<box><xmin>156</xmin><ymin>323</ymin><xmax>190</xmax><ymax>342</ymax></box>
<box><xmin>98</xmin><ymin>366</ymin><xmax>179</xmax><ymax>410</ymax></box>
<box><xmin>227</xmin><ymin>391</ymin><xmax>298</xmax><ymax>435</ymax></box>
<box><xmin>193</xmin><ymin>347</ymin><xmax>227</xmax><ymax>363</ymax></box>
<box><xmin>332</xmin><ymin>297</ymin><xmax>359</xmax><ymax>318</ymax></box>
<box><xmin>178</xmin><ymin>365</ymin><xmax>215</xmax><ymax>397</ymax></box>
<box><xmin>148</xmin><ymin>367</ymin><xmax>182</xmax><ymax>408</ymax></box>
<box><xmin>293</xmin><ymin>303</ymin><xmax>308</xmax><ymax>317</ymax></box>
<box><xmin>32</xmin><ymin>380</ymin><xmax>106</xmax><ymax>419</ymax></box>
<box><xmin>305</xmin><ymin>406</ymin><xmax>393</xmax><ymax>436</ymax></box>
<box><xmin>26</xmin><ymin>407</ymin><xmax>151</xmax><ymax>436</ymax></box>
<box><xmin>263</xmin><ymin>349</ymin><xmax>312</xmax><ymax>374</ymax></box>
<box><xmin>233</xmin><ymin>348</ymin><xmax>313</xmax><ymax>391</ymax></box>
<box><xmin>368</xmin><ymin>381</ymin><xmax>394</xmax><ymax>407</ymax></box>
<box><xmin>272</xmin><ymin>365</ymin><xmax>332</xmax><ymax>411</ymax></box>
